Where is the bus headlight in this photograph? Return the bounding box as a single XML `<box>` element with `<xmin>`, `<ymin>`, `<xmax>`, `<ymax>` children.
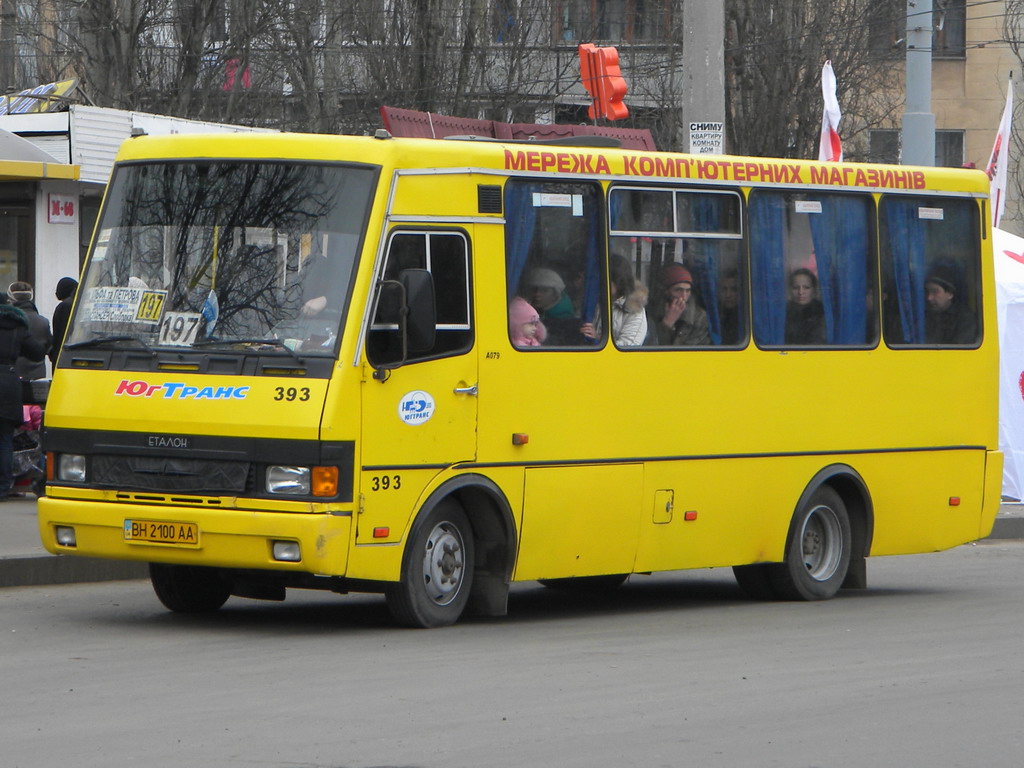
<box><xmin>57</xmin><ymin>454</ymin><xmax>87</xmax><ymax>483</ymax></box>
<box><xmin>266</xmin><ymin>465</ymin><xmax>310</xmax><ymax>495</ymax></box>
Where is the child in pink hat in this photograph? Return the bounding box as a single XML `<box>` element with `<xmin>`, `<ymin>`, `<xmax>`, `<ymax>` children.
<box><xmin>509</xmin><ymin>296</ymin><xmax>546</xmax><ymax>347</ymax></box>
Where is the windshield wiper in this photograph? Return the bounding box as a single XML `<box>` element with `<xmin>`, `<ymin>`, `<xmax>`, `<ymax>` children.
<box><xmin>65</xmin><ymin>334</ymin><xmax>157</xmax><ymax>357</ymax></box>
<box><xmin>193</xmin><ymin>338</ymin><xmax>306</xmax><ymax>364</ymax></box>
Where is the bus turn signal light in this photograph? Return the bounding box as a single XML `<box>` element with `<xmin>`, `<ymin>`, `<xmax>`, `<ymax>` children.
<box><xmin>312</xmin><ymin>466</ymin><xmax>339</xmax><ymax>497</ymax></box>
<box><xmin>949</xmin><ymin>496</ymin><xmax>961</xmax><ymax>506</ymax></box>
<box><xmin>512</xmin><ymin>433</ymin><xmax>529</xmax><ymax>445</ymax></box>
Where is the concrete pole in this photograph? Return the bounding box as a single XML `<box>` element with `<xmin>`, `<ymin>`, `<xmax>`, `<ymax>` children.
<box><xmin>902</xmin><ymin>0</ymin><xmax>935</xmax><ymax>166</ymax></box>
<box><xmin>681</xmin><ymin>0</ymin><xmax>726</xmax><ymax>153</ymax></box>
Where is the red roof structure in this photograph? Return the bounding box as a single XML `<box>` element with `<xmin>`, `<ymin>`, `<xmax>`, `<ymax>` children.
<box><xmin>379</xmin><ymin>106</ymin><xmax>656</xmax><ymax>150</ymax></box>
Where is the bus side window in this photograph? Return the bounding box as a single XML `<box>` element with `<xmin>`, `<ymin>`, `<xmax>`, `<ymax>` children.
<box><xmin>608</xmin><ymin>186</ymin><xmax>745</xmax><ymax>349</ymax></box>
<box><xmin>504</xmin><ymin>179</ymin><xmax>605</xmax><ymax>349</ymax></box>
<box><xmin>879</xmin><ymin>196</ymin><xmax>981</xmax><ymax>347</ymax></box>
<box><xmin>367</xmin><ymin>230</ymin><xmax>472</xmax><ymax>365</ymax></box>
<box><xmin>749</xmin><ymin>191</ymin><xmax>875</xmax><ymax>348</ymax></box>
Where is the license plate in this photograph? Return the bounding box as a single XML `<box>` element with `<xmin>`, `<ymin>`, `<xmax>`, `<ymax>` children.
<box><xmin>124</xmin><ymin>519</ymin><xmax>199</xmax><ymax>546</ymax></box>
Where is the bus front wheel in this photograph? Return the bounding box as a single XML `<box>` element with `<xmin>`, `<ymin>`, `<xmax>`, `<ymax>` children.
<box><xmin>386</xmin><ymin>500</ymin><xmax>475</xmax><ymax>628</ymax></box>
<box><xmin>149</xmin><ymin>563</ymin><xmax>231</xmax><ymax>613</ymax></box>
<box><xmin>769</xmin><ymin>486</ymin><xmax>852</xmax><ymax>601</ymax></box>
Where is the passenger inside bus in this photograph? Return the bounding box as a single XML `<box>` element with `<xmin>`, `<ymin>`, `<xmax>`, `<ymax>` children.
<box><xmin>653</xmin><ymin>263</ymin><xmax>710</xmax><ymax>346</ymax></box>
<box><xmin>924</xmin><ymin>266</ymin><xmax>978</xmax><ymax>345</ymax></box>
<box><xmin>581</xmin><ymin>254</ymin><xmax>647</xmax><ymax>347</ymax></box>
<box><xmin>718</xmin><ymin>268</ymin><xmax>741</xmax><ymax>345</ymax></box>
<box><xmin>509</xmin><ymin>296</ymin><xmax>546</xmax><ymax>348</ymax></box>
<box><xmin>785</xmin><ymin>268</ymin><xmax>826</xmax><ymax>345</ymax></box>
<box><xmin>525</xmin><ymin>267</ymin><xmax>581</xmax><ymax>345</ymax></box>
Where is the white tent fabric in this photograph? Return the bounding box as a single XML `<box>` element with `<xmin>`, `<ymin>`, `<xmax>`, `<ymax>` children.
<box><xmin>993</xmin><ymin>227</ymin><xmax>1024</xmax><ymax>499</ymax></box>
<box><xmin>0</xmin><ymin>126</ymin><xmax>58</xmax><ymax>163</ymax></box>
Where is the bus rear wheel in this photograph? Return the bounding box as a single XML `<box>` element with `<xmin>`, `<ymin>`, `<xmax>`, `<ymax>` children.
<box><xmin>149</xmin><ymin>563</ymin><xmax>232</xmax><ymax>613</ymax></box>
<box><xmin>386</xmin><ymin>500</ymin><xmax>475</xmax><ymax>628</ymax></box>
<box><xmin>769</xmin><ymin>486</ymin><xmax>851</xmax><ymax>601</ymax></box>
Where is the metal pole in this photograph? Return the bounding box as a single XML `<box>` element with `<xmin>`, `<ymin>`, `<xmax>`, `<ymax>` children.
<box><xmin>902</xmin><ymin>0</ymin><xmax>935</xmax><ymax>166</ymax></box>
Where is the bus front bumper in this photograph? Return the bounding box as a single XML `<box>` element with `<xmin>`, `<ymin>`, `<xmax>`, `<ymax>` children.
<box><xmin>38</xmin><ymin>496</ymin><xmax>352</xmax><ymax>576</ymax></box>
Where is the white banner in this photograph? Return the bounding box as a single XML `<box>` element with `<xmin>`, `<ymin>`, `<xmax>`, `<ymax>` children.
<box><xmin>986</xmin><ymin>78</ymin><xmax>1013</xmax><ymax>228</ymax></box>
<box><xmin>818</xmin><ymin>61</ymin><xmax>842</xmax><ymax>162</ymax></box>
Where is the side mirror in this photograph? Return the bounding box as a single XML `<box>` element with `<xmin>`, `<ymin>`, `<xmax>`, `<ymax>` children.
<box><xmin>400</xmin><ymin>268</ymin><xmax>436</xmax><ymax>352</ymax></box>
<box><xmin>368</xmin><ymin>269</ymin><xmax>436</xmax><ymax>380</ymax></box>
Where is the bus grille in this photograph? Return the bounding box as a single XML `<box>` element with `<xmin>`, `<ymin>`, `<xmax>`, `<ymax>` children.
<box><xmin>91</xmin><ymin>455</ymin><xmax>250</xmax><ymax>494</ymax></box>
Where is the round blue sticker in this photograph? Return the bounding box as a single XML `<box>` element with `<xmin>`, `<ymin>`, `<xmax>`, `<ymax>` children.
<box><xmin>398</xmin><ymin>390</ymin><xmax>435</xmax><ymax>425</ymax></box>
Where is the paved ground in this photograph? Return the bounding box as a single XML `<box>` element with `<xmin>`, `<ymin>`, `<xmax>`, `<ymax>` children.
<box><xmin>4</xmin><ymin>496</ymin><xmax>1023</xmax><ymax>589</ymax></box>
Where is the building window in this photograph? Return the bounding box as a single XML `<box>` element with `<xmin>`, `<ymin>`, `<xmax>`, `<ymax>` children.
<box><xmin>492</xmin><ymin>0</ymin><xmax>518</xmax><ymax>43</ymax></box>
<box><xmin>868</xmin><ymin>129</ymin><xmax>965</xmax><ymax>167</ymax></box>
<box><xmin>555</xmin><ymin>0</ymin><xmax>673</xmax><ymax>43</ymax></box>
<box><xmin>869</xmin><ymin>0</ymin><xmax>965</xmax><ymax>60</ymax></box>
<box><xmin>936</xmin><ymin>130</ymin><xmax>964</xmax><ymax>167</ymax></box>
<box><xmin>869</xmin><ymin>130</ymin><xmax>900</xmax><ymax>165</ymax></box>
<box><xmin>933</xmin><ymin>0</ymin><xmax>966</xmax><ymax>59</ymax></box>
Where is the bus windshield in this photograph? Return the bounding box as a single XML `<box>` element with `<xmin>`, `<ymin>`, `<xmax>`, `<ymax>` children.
<box><xmin>66</xmin><ymin>160</ymin><xmax>377</xmax><ymax>357</ymax></box>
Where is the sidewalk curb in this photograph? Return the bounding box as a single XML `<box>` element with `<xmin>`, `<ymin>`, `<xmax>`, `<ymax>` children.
<box><xmin>986</xmin><ymin>516</ymin><xmax>1024</xmax><ymax>540</ymax></box>
<box><xmin>0</xmin><ymin>554</ymin><xmax>147</xmax><ymax>588</ymax></box>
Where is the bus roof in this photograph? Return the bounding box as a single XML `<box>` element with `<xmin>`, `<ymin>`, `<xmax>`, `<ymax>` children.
<box><xmin>114</xmin><ymin>131</ymin><xmax>991</xmax><ymax>196</ymax></box>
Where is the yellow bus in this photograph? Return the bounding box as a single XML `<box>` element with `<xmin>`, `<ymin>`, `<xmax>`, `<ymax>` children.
<box><xmin>38</xmin><ymin>131</ymin><xmax>1001</xmax><ymax>627</ymax></box>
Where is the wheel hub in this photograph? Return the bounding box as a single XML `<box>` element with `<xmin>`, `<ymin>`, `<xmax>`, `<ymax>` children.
<box><xmin>421</xmin><ymin>522</ymin><xmax>465</xmax><ymax>605</ymax></box>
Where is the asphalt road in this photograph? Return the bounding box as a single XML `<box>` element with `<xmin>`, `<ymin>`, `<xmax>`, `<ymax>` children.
<box><xmin>3</xmin><ymin>541</ymin><xmax>1024</xmax><ymax>768</ymax></box>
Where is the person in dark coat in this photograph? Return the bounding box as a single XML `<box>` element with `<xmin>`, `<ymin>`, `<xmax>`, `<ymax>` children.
<box><xmin>924</xmin><ymin>268</ymin><xmax>978</xmax><ymax>345</ymax></box>
<box><xmin>0</xmin><ymin>297</ymin><xmax>46</xmax><ymax>497</ymax></box>
<box><xmin>8</xmin><ymin>282</ymin><xmax>51</xmax><ymax>380</ymax></box>
<box><xmin>49</xmin><ymin>277</ymin><xmax>78</xmax><ymax>367</ymax></box>
<box><xmin>785</xmin><ymin>268</ymin><xmax>826</xmax><ymax>345</ymax></box>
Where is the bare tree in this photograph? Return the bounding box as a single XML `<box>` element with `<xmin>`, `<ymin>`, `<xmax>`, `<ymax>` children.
<box><xmin>724</xmin><ymin>0</ymin><xmax>903</xmax><ymax>160</ymax></box>
<box><xmin>1002</xmin><ymin>1</ymin><xmax>1024</xmax><ymax>232</ymax></box>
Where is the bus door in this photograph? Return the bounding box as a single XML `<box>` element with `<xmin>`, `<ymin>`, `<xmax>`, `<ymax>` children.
<box><xmin>358</xmin><ymin>229</ymin><xmax>476</xmax><ymax>543</ymax></box>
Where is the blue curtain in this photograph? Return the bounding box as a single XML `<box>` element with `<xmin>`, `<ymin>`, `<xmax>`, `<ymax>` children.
<box><xmin>750</xmin><ymin>195</ymin><xmax>786</xmax><ymax>345</ymax></box>
<box><xmin>883</xmin><ymin>199</ymin><xmax>927</xmax><ymax>344</ymax></box>
<box><xmin>693</xmin><ymin>197</ymin><xmax>722</xmax><ymax>345</ymax></box>
<box><xmin>581</xmin><ymin>202</ymin><xmax>602</xmax><ymax>327</ymax></box>
<box><xmin>808</xmin><ymin>196</ymin><xmax>869</xmax><ymax>344</ymax></box>
<box><xmin>504</xmin><ymin>182</ymin><xmax>538</xmax><ymax>302</ymax></box>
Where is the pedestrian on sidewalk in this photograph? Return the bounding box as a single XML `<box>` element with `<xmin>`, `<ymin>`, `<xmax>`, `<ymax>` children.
<box><xmin>7</xmin><ymin>282</ymin><xmax>51</xmax><ymax>380</ymax></box>
<box><xmin>0</xmin><ymin>295</ymin><xmax>45</xmax><ymax>499</ymax></box>
<box><xmin>49</xmin><ymin>277</ymin><xmax>78</xmax><ymax>368</ymax></box>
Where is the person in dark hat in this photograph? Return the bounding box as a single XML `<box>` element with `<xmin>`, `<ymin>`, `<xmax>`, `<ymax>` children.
<box><xmin>654</xmin><ymin>263</ymin><xmax>710</xmax><ymax>346</ymax></box>
<box><xmin>924</xmin><ymin>268</ymin><xmax>977</xmax><ymax>345</ymax></box>
<box><xmin>0</xmin><ymin>295</ymin><xmax>45</xmax><ymax>498</ymax></box>
<box><xmin>49</xmin><ymin>277</ymin><xmax>78</xmax><ymax>367</ymax></box>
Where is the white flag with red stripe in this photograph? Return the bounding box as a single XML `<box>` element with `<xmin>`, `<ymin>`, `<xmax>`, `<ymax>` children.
<box><xmin>986</xmin><ymin>77</ymin><xmax>1013</xmax><ymax>228</ymax></box>
<box><xmin>818</xmin><ymin>61</ymin><xmax>842</xmax><ymax>162</ymax></box>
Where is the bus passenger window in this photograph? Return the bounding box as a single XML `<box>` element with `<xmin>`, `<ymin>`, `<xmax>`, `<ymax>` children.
<box><xmin>608</xmin><ymin>186</ymin><xmax>745</xmax><ymax>349</ymax></box>
<box><xmin>879</xmin><ymin>196</ymin><xmax>981</xmax><ymax>347</ymax></box>
<box><xmin>749</xmin><ymin>191</ymin><xmax>875</xmax><ymax>347</ymax></box>
<box><xmin>504</xmin><ymin>179</ymin><xmax>605</xmax><ymax>349</ymax></box>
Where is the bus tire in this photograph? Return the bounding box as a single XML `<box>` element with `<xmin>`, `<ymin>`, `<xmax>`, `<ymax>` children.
<box><xmin>732</xmin><ymin>564</ymin><xmax>780</xmax><ymax>600</ymax></box>
<box><xmin>149</xmin><ymin>563</ymin><xmax>231</xmax><ymax>613</ymax></box>
<box><xmin>386</xmin><ymin>500</ymin><xmax>475</xmax><ymax>628</ymax></box>
<box><xmin>538</xmin><ymin>574</ymin><xmax>628</xmax><ymax>591</ymax></box>
<box><xmin>769</xmin><ymin>486</ymin><xmax>851</xmax><ymax>601</ymax></box>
